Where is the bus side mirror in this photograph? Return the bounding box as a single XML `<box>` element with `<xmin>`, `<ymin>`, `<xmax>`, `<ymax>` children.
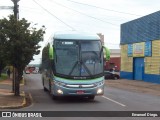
<box><xmin>103</xmin><ymin>46</ymin><xmax>110</xmax><ymax>61</ymax></box>
<box><xmin>49</xmin><ymin>45</ymin><xmax>54</xmax><ymax>60</ymax></box>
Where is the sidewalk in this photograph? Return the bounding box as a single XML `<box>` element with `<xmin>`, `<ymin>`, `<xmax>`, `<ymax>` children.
<box><xmin>0</xmin><ymin>78</ymin><xmax>26</xmax><ymax>109</ymax></box>
<box><xmin>105</xmin><ymin>79</ymin><xmax>160</xmax><ymax>96</ymax></box>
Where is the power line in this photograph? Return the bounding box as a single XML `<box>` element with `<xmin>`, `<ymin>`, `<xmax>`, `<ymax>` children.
<box><xmin>50</xmin><ymin>0</ymin><xmax>119</xmax><ymax>26</ymax></box>
<box><xmin>32</xmin><ymin>0</ymin><xmax>76</xmax><ymax>30</ymax></box>
<box><xmin>65</xmin><ymin>0</ymin><xmax>141</xmax><ymax>16</ymax></box>
<box><xmin>0</xmin><ymin>6</ymin><xmax>13</xmax><ymax>9</ymax></box>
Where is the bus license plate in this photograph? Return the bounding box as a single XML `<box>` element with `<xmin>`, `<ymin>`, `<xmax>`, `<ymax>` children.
<box><xmin>76</xmin><ymin>90</ymin><xmax>84</xmax><ymax>94</ymax></box>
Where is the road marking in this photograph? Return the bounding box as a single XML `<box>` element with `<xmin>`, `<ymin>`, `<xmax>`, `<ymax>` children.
<box><xmin>102</xmin><ymin>96</ymin><xmax>126</xmax><ymax>107</ymax></box>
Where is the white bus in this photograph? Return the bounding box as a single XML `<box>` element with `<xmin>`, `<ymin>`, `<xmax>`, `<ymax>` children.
<box><xmin>41</xmin><ymin>31</ymin><xmax>110</xmax><ymax>100</ymax></box>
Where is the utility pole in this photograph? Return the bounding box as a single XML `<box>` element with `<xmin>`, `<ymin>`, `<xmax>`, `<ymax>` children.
<box><xmin>11</xmin><ymin>0</ymin><xmax>20</xmax><ymax>96</ymax></box>
<box><xmin>11</xmin><ymin>0</ymin><xmax>20</xmax><ymax>19</ymax></box>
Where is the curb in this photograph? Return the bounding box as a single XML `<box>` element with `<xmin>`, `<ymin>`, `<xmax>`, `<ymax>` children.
<box><xmin>28</xmin><ymin>93</ymin><xmax>33</xmax><ymax>103</ymax></box>
<box><xmin>28</xmin><ymin>93</ymin><xmax>33</xmax><ymax>107</ymax></box>
<box><xmin>22</xmin><ymin>76</ymin><xmax>26</xmax><ymax>85</ymax></box>
<box><xmin>21</xmin><ymin>91</ymin><xmax>27</xmax><ymax>107</ymax></box>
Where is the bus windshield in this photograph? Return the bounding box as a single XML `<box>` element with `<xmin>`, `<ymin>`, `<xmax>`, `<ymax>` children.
<box><xmin>54</xmin><ymin>40</ymin><xmax>103</xmax><ymax>79</ymax></box>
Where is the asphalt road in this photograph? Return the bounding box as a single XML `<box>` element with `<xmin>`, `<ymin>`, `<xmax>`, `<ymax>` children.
<box><xmin>14</xmin><ymin>74</ymin><xmax>160</xmax><ymax>120</ymax></box>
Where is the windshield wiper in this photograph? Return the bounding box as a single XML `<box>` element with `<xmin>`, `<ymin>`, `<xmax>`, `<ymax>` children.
<box><xmin>81</xmin><ymin>61</ymin><xmax>92</xmax><ymax>76</ymax></box>
<box><xmin>69</xmin><ymin>61</ymin><xmax>79</xmax><ymax>76</ymax></box>
<box><xmin>69</xmin><ymin>60</ymin><xmax>92</xmax><ymax>76</ymax></box>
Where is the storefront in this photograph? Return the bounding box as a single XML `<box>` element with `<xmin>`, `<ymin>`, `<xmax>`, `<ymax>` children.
<box><xmin>120</xmin><ymin>11</ymin><xmax>160</xmax><ymax>84</ymax></box>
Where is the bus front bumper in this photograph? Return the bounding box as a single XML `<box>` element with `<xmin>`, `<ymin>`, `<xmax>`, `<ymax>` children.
<box><xmin>52</xmin><ymin>84</ymin><xmax>104</xmax><ymax>96</ymax></box>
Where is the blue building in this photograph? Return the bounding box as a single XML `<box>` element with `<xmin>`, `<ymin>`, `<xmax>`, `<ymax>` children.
<box><xmin>120</xmin><ymin>11</ymin><xmax>160</xmax><ymax>84</ymax></box>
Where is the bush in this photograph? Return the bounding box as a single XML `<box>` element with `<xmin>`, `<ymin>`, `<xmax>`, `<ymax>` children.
<box><xmin>0</xmin><ymin>73</ymin><xmax>7</xmax><ymax>81</ymax></box>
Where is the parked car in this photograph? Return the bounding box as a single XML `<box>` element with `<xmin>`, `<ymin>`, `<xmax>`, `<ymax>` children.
<box><xmin>104</xmin><ymin>71</ymin><xmax>120</xmax><ymax>80</ymax></box>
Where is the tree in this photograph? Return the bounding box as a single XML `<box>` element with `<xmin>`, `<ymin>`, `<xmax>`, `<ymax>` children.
<box><xmin>0</xmin><ymin>20</ymin><xmax>7</xmax><ymax>77</ymax></box>
<box><xmin>0</xmin><ymin>54</ymin><xmax>6</xmax><ymax>77</ymax></box>
<box><xmin>0</xmin><ymin>15</ymin><xmax>45</xmax><ymax>96</ymax></box>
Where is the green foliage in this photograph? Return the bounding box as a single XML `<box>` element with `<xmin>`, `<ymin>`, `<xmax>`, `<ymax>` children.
<box><xmin>0</xmin><ymin>15</ymin><xmax>45</xmax><ymax>70</ymax></box>
<box><xmin>0</xmin><ymin>14</ymin><xmax>45</xmax><ymax>95</ymax></box>
<box><xmin>0</xmin><ymin>73</ymin><xmax>7</xmax><ymax>81</ymax></box>
<box><xmin>0</xmin><ymin>19</ymin><xmax>7</xmax><ymax>76</ymax></box>
<box><xmin>0</xmin><ymin>59</ymin><xmax>6</xmax><ymax>77</ymax></box>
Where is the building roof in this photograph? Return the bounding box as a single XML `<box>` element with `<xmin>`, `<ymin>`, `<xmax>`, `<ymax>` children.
<box><xmin>110</xmin><ymin>49</ymin><xmax>120</xmax><ymax>57</ymax></box>
<box><xmin>121</xmin><ymin>11</ymin><xmax>160</xmax><ymax>44</ymax></box>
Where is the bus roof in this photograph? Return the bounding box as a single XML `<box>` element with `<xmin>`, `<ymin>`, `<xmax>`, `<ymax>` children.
<box><xmin>53</xmin><ymin>31</ymin><xmax>100</xmax><ymax>40</ymax></box>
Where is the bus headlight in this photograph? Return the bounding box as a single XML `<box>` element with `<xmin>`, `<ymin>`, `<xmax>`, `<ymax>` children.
<box><xmin>97</xmin><ymin>88</ymin><xmax>103</xmax><ymax>94</ymax></box>
<box><xmin>57</xmin><ymin>89</ymin><xmax>63</xmax><ymax>94</ymax></box>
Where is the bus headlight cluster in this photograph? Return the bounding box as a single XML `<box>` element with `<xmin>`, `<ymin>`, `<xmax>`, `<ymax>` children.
<box><xmin>94</xmin><ymin>81</ymin><xmax>104</xmax><ymax>86</ymax></box>
<box><xmin>54</xmin><ymin>81</ymin><xmax>66</xmax><ymax>87</ymax></box>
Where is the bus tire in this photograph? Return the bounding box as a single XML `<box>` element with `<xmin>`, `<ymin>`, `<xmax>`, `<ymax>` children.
<box><xmin>88</xmin><ymin>95</ymin><xmax>95</xmax><ymax>100</ymax></box>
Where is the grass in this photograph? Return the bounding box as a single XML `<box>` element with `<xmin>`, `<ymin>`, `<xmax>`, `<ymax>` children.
<box><xmin>0</xmin><ymin>73</ymin><xmax>8</xmax><ymax>81</ymax></box>
<box><xmin>0</xmin><ymin>73</ymin><xmax>24</xmax><ymax>84</ymax></box>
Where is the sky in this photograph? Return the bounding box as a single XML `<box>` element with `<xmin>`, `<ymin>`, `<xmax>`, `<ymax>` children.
<box><xmin>0</xmin><ymin>0</ymin><xmax>160</xmax><ymax>64</ymax></box>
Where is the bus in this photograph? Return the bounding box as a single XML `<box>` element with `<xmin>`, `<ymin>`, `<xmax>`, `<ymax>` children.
<box><xmin>41</xmin><ymin>31</ymin><xmax>110</xmax><ymax>100</ymax></box>
<box><xmin>25</xmin><ymin>66</ymin><xmax>35</xmax><ymax>74</ymax></box>
<box><xmin>25</xmin><ymin>66</ymin><xmax>39</xmax><ymax>74</ymax></box>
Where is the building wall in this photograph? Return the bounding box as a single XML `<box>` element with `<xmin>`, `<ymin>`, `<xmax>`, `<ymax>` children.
<box><xmin>120</xmin><ymin>11</ymin><xmax>160</xmax><ymax>84</ymax></box>
<box><xmin>120</xmin><ymin>45</ymin><xmax>133</xmax><ymax>79</ymax></box>
<box><xmin>121</xmin><ymin>45</ymin><xmax>133</xmax><ymax>72</ymax></box>
<box><xmin>105</xmin><ymin>57</ymin><xmax>120</xmax><ymax>71</ymax></box>
<box><xmin>110</xmin><ymin>49</ymin><xmax>120</xmax><ymax>57</ymax></box>
<box><xmin>144</xmin><ymin>40</ymin><xmax>160</xmax><ymax>83</ymax></box>
<box><xmin>120</xmin><ymin>40</ymin><xmax>160</xmax><ymax>83</ymax></box>
<box><xmin>105</xmin><ymin>49</ymin><xmax>121</xmax><ymax>71</ymax></box>
<box><xmin>145</xmin><ymin>40</ymin><xmax>160</xmax><ymax>75</ymax></box>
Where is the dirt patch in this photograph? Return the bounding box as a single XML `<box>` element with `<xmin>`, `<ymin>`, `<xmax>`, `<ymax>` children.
<box><xmin>0</xmin><ymin>95</ymin><xmax>24</xmax><ymax>109</ymax></box>
<box><xmin>105</xmin><ymin>79</ymin><xmax>160</xmax><ymax>96</ymax></box>
<box><xmin>0</xmin><ymin>92</ymin><xmax>32</xmax><ymax>109</ymax></box>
